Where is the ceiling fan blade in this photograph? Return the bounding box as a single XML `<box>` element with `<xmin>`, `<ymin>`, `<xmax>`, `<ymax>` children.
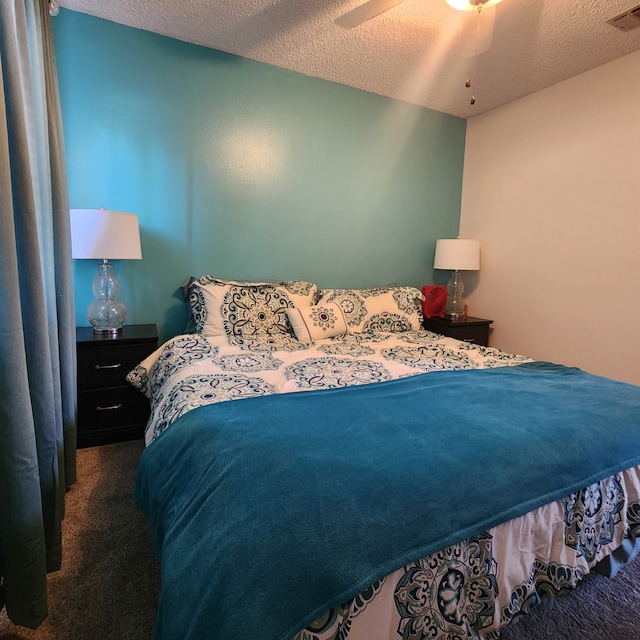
<box><xmin>335</xmin><ymin>0</ymin><xmax>409</xmax><ymax>28</ymax></box>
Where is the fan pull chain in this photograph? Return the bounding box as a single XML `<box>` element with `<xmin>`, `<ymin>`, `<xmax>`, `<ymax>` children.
<box><xmin>465</xmin><ymin>77</ymin><xmax>475</xmax><ymax>105</ymax></box>
<box><xmin>465</xmin><ymin>4</ymin><xmax>482</xmax><ymax>106</ymax></box>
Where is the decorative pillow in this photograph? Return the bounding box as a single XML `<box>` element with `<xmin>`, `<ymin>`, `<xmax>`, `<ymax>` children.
<box><xmin>188</xmin><ymin>276</ymin><xmax>319</xmax><ymax>338</ymax></box>
<box><xmin>286</xmin><ymin>303</ymin><xmax>348</xmax><ymax>343</ymax></box>
<box><xmin>316</xmin><ymin>286</ymin><xmax>424</xmax><ymax>334</ymax></box>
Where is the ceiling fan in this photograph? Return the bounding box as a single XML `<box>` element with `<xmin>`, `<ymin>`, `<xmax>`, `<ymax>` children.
<box><xmin>335</xmin><ymin>0</ymin><xmax>504</xmax><ymax>105</ymax></box>
<box><xmin>335</xmin><ymin>0</ymin><xmax>502</xmax><ymax>30</ymax></box>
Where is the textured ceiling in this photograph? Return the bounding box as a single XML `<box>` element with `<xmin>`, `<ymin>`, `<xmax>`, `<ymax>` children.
<box><xmin>56</xmin><ymin>0</ymin><xmax>640</xmax><ymax>118</ymax></box>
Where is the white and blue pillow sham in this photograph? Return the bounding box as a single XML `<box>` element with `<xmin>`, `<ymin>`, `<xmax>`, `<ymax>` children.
<box><xmin>187</xmin><ymin>277</ymin><xmax>424</xmax><ymax>342</ymax></box>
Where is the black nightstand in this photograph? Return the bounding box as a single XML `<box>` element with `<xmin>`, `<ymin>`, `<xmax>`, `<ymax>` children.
<box><xmin>422</xmin><ymin>316</ymin><xmax>493</xmax><ymax>347</ymax></box>
<box><xmin>76</xmin><ymin>324</ymin><xmax>158</xmax><ymax>448</ymax></box>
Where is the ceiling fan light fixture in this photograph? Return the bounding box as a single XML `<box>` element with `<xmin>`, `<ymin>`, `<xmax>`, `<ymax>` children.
<box><xmin>445</xmin><ymin>0</ymin><xmax>502</xmax><ymax>11</ymax></box>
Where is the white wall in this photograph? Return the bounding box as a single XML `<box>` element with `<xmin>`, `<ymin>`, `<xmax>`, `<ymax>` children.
<box><xmin>460</xmin><ymin>49</ymin><xmax>640</xmax><ymax>385</ymax></box>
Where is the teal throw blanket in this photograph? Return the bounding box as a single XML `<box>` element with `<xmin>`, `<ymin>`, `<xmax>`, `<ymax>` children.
<box><xmin>134</xmin><ymin>362</ymin><xmax>640</xmax><ymax>640</ymax></box>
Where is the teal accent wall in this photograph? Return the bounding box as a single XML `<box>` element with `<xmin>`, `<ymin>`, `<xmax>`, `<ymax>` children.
<box><xmin>54</xmin><ymin>10</ymin><xmax>466</xmax><ymax>341</ymax></box>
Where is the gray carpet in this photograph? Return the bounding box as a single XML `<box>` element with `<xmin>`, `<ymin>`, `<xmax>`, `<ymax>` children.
<box><xmin>0</xmin><ymin>439</ymin><xmax>160</xmax><ymax>640</ymax></box>
<box><xmin>2</xmin><ymin>439</ymin><xmax>640</xmax><ymax>639</ymax></box>
<box><xmin>499</xmin><ymin>558</ymin><xmax>640</xmax><ymax>640</ymax></box>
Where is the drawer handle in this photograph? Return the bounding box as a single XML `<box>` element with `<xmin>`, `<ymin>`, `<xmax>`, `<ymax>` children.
<box><xmin>96</xmin><ymin>403</ymin><xmax>123</xmax><ymax>412</ymax></box>
<box><xmin>94</xmin><ymin>363</ymin><xmax>122</xmax><ymax>370</ymax></box>
<box><xmin>463</xmin><ymin>338</ymin><xmax>476</xmax><ymax>342</ymax></box>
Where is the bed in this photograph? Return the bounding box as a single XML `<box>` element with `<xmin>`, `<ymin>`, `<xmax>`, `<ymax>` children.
<box><xmin>129</xmin><ymin>277</ymin><xmax>640</xmax><ymax>640</ymax></box>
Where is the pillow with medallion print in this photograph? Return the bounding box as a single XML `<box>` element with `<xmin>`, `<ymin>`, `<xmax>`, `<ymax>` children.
<box><xmin>286</xmin><ymin>303</ymin><xmax>348</xmax><ymax>343</ymax></box>
<box><xmin>188</xmin><ymin>276</ymin><xmax>319</xmax><ymax>338</ymax></box>
<box><xmin>316</xmin><ymin>286</ymin><xmax>424</xmax><ymax>334</ymax></box>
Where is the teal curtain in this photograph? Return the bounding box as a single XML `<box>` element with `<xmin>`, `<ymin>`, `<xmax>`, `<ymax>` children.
<box><xmin>0</xmin><ymin>0</ymin><xmax>76</xmax><ymax>628</ymax></box>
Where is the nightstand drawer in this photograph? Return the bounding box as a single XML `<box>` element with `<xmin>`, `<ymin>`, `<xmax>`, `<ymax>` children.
<box><xmin>444</xmin><ymin>325</ymin><xmax>490</xmax><ymax>345</ymax></box>
<box><xmin>78</xmin><ymin>344</ymin><xmax>153</xmax><ymax>390</ymax></box>
<box><xmin>78</xmin><ymin>386</ymin><xmax>151</xmax><ymax>431</ymax></box>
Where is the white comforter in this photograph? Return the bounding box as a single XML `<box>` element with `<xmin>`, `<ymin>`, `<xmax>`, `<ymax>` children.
<box><xmin>128</xmin><ymin>329</ymin><xmax>530</xmax><ymax>446</ymax></box>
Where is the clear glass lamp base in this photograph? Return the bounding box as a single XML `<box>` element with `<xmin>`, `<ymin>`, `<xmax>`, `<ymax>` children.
<box><xmin>445</xmin><ymin>270</ymin><xmax>468</xmax><ymax>321</ymax></box>
<box><xmin>88</xmin><ymin>260</ymin><xmax>128</xmax><ymax>335</ymax></box>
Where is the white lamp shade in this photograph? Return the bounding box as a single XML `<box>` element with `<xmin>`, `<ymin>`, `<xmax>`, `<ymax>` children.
<box><xmin>434</xmin><ymin>238</ymin><xmax>480</xmax><ymax>271</ymax></box>
<box><xmin>70</xmin><ymin>209</ymin><xmax>142</xmax><ymax>260</ymax></box>
<box><xmin>445</xmin><ymin>0</ymin><xmax>502</xmax><ymax>10</ymax></box>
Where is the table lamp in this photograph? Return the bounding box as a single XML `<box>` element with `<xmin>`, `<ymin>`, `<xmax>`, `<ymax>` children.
<box><xmin>433</xmin><ymin>238</ymin><xmax>480</xmax><ymax>320</ymax></box>
<box><xmin>70</xmin><ymin>208</ymin><xmax>142</xmax><ymax>335</ymax></box>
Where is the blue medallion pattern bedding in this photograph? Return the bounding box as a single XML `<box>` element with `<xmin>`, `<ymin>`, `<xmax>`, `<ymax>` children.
<box><xmin>129</xmin><ymin>330</ymin><xmax>529</xmax><ymax>446</ymax></box>
<box><xmin>129</xmin><ymin>328</ymin><xmax>640</xmax><ymax>640</ymax></box>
